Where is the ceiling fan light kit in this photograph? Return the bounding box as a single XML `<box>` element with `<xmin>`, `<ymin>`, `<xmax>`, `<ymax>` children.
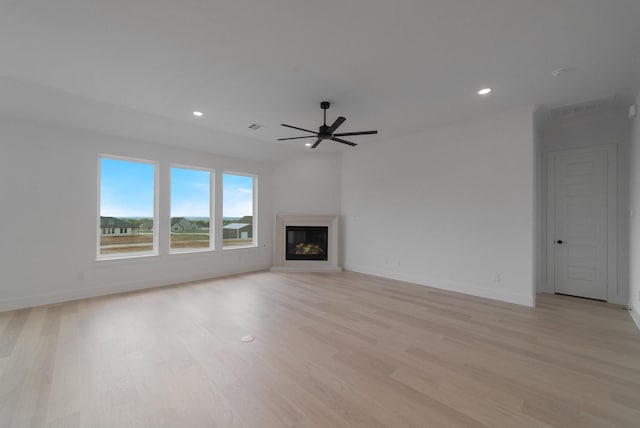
<box><xmin>278</xmin><ymin>101</ymin><xmax>378</xmax><ymax>149</ymax></box>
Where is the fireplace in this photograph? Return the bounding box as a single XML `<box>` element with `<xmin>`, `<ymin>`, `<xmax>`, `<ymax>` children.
<box><xmin>272</xmin><ymin>215</ymin><xmax>341</xmax><ymax>272</ymax></box>
<box><xmin>286</xmin><ymin>226</ymin><xmax>328</xmax><ymax>261</ymax></box>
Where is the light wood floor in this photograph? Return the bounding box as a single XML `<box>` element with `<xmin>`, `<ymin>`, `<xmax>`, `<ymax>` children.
<box><xmin>1</xmin><ymin>271</ymin><xmax>639</xmax><ymax>427</ymax></box>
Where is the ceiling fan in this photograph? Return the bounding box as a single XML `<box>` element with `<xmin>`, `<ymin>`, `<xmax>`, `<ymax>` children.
<box><xmin>278</xmin><ymin>101</ymin><xmax>377</xmax><ymax>148</ymax></box>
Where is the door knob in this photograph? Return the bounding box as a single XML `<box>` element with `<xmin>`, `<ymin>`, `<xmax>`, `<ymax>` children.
<box><xmin>555</xmin><ymin>240</ymin><xmax>565</xmax><ymax>244</ymax></box>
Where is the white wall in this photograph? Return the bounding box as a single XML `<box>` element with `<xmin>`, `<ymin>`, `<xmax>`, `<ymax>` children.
<box><xmin>272</xmin><ymin>152</ymin><xmax>342</xmax><ymax>266</ymax></box>
<box><xmin>341</xmin><ymin>107</ymin><xmax>536</xmax><ymax>306</ymax></box>
<box><xmin>629</xmin><ymin>93</ymin><xmax>640</xmax><ymax>329</ymax></box>
<box><xmin>0</xmin><ymin>117</ymin><xmax>274</xmax><ymax>311</ymax></box>
<box><xmin>272</xmin><ymin>153</ymin><xmax>342</xmax><ymax>215</ymax></box>
<box><xmin>538</xmin><ymin>107</ymin><xmax>631</xmax><ymax>305</ymax></box>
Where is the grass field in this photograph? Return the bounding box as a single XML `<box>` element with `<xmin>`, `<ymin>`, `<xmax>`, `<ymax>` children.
<box><xmin>100</xmin><ymin>235</ymin><xmax>153</xmax><ymax>245</ymax></box>
<box><xmin>100</xmin><ymin>233</ymin><xmax>211</xmax><ymax>254</ymax></box>
<box><xmin>171</xmin><ymin>233</ymin><xmax>209</xmax><ymax>249</ymax></box>
<box><xmin>223</xmin><ymin>238</ymin><xmax>253</xmax><ymax>247</ymax></box>
<box><xmin>99</xmin><ymin>233</ymin><xmax>253</xmax><ymax>254</ymax></box>
<box><xmin>100</xmin><ymin>235</ymin><xmax>153</xmax><ymax>255</ymax></box>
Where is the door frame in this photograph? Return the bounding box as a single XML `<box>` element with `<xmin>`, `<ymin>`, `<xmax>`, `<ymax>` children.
<box><xmin>546</xmin><ymin>144</ymin><xmax>617</xmax><ymax>301</ymax></box>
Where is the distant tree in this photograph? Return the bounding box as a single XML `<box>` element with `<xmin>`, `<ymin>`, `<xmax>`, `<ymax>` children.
<box><xmin>121</xmin><ymin>218</ymin><xmax>153</xmax><ymax>228</ymax></box>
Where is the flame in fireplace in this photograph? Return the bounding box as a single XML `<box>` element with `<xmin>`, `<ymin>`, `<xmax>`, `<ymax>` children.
<box><xmin>295</xmin><ymin>243</ymin><xmax>324</xmax><ymax>255</ymax></box>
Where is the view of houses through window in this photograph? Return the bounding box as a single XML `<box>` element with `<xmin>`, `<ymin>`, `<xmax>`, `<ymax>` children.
<box><xmin>99</xmin><ymin>158</ymin><xmax>256</xmax><ymax>257</ymax></box>
<box><xmin>99</xmin><ymin>157</ymin><xmax>156</xmax><ymax>256</ymax></box>
<box><xmin>170</xmin><ymin>166</ymin><xmax>211</xmax><ymax>251</ymax></box>
<box><xmin>223</xmin><ymin>173</ymin><xmax>255</xmax><ymax>248</ymax></box>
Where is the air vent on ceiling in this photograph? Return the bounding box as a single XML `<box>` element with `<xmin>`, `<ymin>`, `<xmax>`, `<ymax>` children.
<box><xmin>548</xmin><ymin>95</ymin><xmax>616</xmax><ymax>120</ymax></box>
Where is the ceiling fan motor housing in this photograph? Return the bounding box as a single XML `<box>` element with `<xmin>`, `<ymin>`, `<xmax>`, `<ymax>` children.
<box><xmin>318</xmin><ymin>124</ymin><xmax>331</xmax><ymax>138</ymax></box>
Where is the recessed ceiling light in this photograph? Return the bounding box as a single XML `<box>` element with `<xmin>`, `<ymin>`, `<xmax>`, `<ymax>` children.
<box><xmin>478</xmin><ymin>88</ymin><xmax>492</xmax><ymax>95</ymax></box>
<box><xmin>305</xmin><ymin>143</ymin><xmax>312</xmax><ymax>147</ymax></box>
<box><xmin>192</xmin><ymin>111</ymin><xmax>203</xmax><ymax>117</ymax></box>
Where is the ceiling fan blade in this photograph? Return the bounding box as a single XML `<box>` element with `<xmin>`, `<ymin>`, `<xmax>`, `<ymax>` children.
<box><xmin>281</xmin><ymin>124</ymin><xmax>318</xmax><ymax>134</ymax></box>
<box><xmin>331</xmin><ymin>137</ymin><xmax>357</xmax><ymax>147</ymax></box>
<box><xmin>333</xmin><ymin>130</ymin><xmax>378</xmax><ymax>137</ymax></box>
<box><xmin>327</xmin><ymin>116</ymin><xmax>346</xmax><ymax>134</ymax></box>
<box><xmin>277</xmin><ymin>136</ymin><xmax>317</xmax><ymax>141</ymax></box>
<box><xmin>311</xmin><ymin>139</ymin><xmax>323</xmax><ymax>149</ymax></box>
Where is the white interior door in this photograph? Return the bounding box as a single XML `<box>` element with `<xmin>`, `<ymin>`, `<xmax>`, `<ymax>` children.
<box><xmin>553</xmin><ymin>150</ymin><xmax>608</xmax><ymax>300</ymax></box>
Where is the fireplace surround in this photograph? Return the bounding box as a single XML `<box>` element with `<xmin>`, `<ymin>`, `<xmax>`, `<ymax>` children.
<box><xmin>271</xmin><ymin>215</ymin><xmax>341</xmax><ymax>272</ymax></box>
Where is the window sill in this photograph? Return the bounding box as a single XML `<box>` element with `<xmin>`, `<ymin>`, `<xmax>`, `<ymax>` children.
<box><xmin>223</xmin><ymin>244</ymin><xmax>258</xmax><ymax>251</ymax></box>
<box><xmin>169</xmin><ymin>248</ymin><xmax>215</xmax><ymax>256</ymax></box>
<box><xmin>96</xmin><ymin>252</ymin><xmax>159</xmax><ymax>264</ymax></box>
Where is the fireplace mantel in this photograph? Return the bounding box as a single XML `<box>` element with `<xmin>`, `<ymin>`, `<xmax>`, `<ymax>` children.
<box><xmin>271</xmin><ymin>215</ymin><xmax>341</xmax><ymax>272</ymax></box>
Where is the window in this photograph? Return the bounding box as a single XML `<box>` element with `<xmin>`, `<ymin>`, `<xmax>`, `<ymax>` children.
<box><xmin>223</xmin><ymin>173</ymin><xmax>256</xmax><ymax>248</ymax></box>
<box><xmin>170</xmin><ymin>166</ymin><xmax>212</xmax><ymax>252</ymax></box>
<box><xmin>98</xmin><ymin>157</ymin><xmax>156</xmax><ymax>257</ymax></box>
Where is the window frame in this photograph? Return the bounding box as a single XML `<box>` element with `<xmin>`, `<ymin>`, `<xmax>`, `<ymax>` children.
<box><xmin>97</xmin><ymin>154</ymin><xmax>159</xmax><ymax>260</ymax></box>
<box><xmin>169</xmin><ymin>164</ymin><xmax>215</xmax><ymax>254</ymax></box>
<box><xmin>222</xmin><ymin>171</ymin><xmax>258</xmax><ymax>250</ymax></box>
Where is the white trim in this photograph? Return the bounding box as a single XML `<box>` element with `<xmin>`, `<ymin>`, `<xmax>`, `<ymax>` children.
<box><xmin>272</xmin><ymin>215</ymin><xmax>341</xmax><ymax>272</ymax></box>
<box><xmin>270</xmin><ymin>266</ymin><xmax>342</xmax><ymax>273</ymax></box>
<box><xmin>97</xmin><ymin>154</ymin><xmax>159</xmax><ymax>260</ymax></box>
<box><xmin>344</xmin><ymin>264</ymin><xmax>534</xmax><ymax>307</ymax></box>
<box><xmin>629</xmin><ymin>307</ymin><xmax>640</xmax><ymax>332</ymax></box>
<box><xmin>168</xmin><ymin>164</ymin><xmax>214</xmax><ymax>253</ymax></box>
<box><xmin>96</xmin><ymin>251</ymin><xmax>159</xmax><ymax>262</ymax></box>
<box><xmin>546</xmin><ymin>144</ymin><xmax>619</xmax><ymax>303</ymax></box>
<box><xmin>222</xmin><ymin>171</ymin><xmax>258</xmax><ymax>249</ymax></box>
<box><xmin>168</xmin><ymin>247</ymin><xmax>215</xmax><ymax>255</ymax></box>
<box><xmin>0</xmin><ymin>264</ymin><xmax>270</xmax><ymax>313</ymax></box>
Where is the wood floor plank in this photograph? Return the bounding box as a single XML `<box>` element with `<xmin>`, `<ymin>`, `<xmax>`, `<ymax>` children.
<box><xmin>0</xmin><ymin>309</ymin><xmax>31</xmax><ymax>358</ymax></box>
<box><xmin>1</xmin><ymin>271</ymin><xmax>639</xmax><ymax>427</ymax></box>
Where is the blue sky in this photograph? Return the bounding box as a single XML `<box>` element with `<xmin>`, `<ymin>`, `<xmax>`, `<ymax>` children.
<box><xmin>223</xmin><ymin>173</ymin><xmax>253</xmax><ymax>218</ymax></box>
<box><xmin>100</xmin><ymin>158</ymin><xmax>155</xmax><ymax>217</ymax></box>
<box><xmin>171</xmin><ymin>167</ymin><xmax>210</xmax><ymax>217</ymax></box>
<box><xmin>100</xmin><ymin>158</ymin><xmax>253</xmax><ymax>218</ymax></box>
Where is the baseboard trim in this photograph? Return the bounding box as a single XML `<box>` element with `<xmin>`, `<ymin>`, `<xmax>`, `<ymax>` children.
<box><xmin>629</xmin><ymin>307</ymin><xmax>640</xmax><ymax>332</ymax></box>
<box><xmin>270</xmin><ymin>266</ymin><xmax>342</xmax><ymax>273</ymax></box>
<box><xmin>344</xmin><ymin>264</ymin><xmax>534</xmax><ymax>307</ymax></box>
<box><xmin>0</xmin><ymin>264</ymin><xmax>270</xmax><ymax>312</ymax></box>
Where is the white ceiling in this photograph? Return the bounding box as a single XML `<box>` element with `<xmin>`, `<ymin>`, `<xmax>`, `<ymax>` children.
<box><xmin>1</xmin><ymin>0</ymin><xmax>639</xmax><ymax>161</ymax></box>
